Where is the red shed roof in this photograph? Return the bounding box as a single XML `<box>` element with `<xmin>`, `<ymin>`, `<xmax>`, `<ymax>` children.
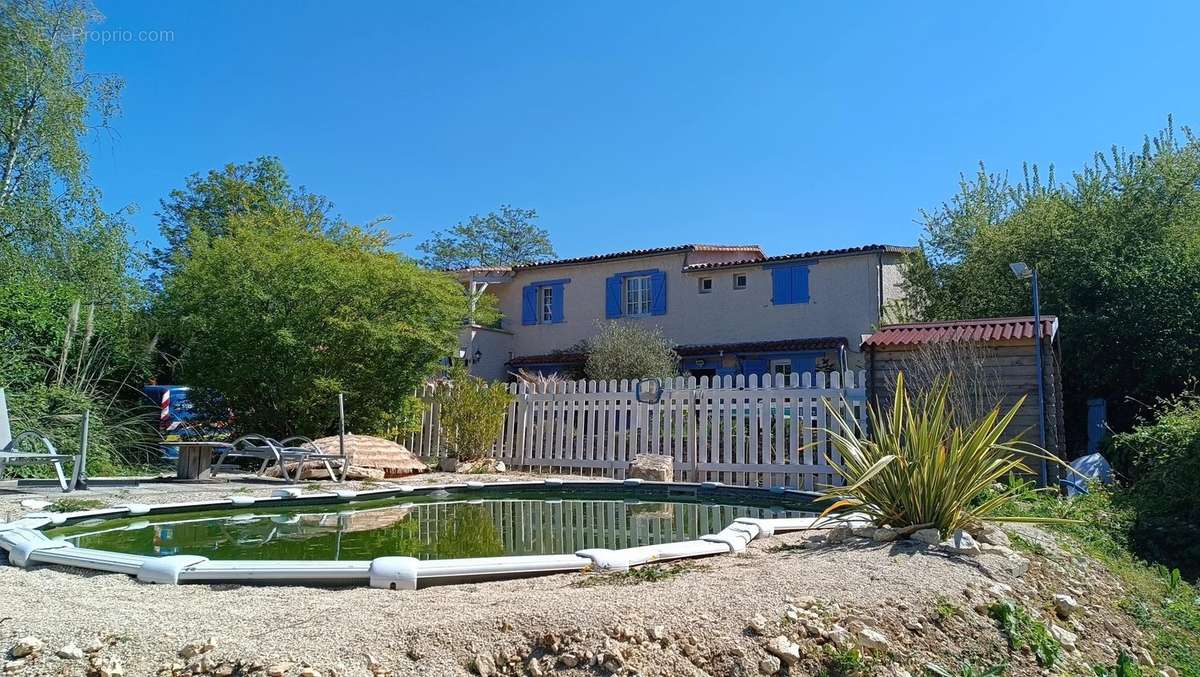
<box><xmin>862</xmin><ymin>316</ymin><xmax>1058</xmax><ymax>348</ymax></box>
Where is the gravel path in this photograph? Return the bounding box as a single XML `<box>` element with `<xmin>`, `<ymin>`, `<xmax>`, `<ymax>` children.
<box><xmin>0</xmin><ymin>475</ymin><xmax>1019</xmax><ymax>676</ymax></box>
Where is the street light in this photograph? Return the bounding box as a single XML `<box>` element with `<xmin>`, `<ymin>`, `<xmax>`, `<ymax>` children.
<box><xmin>1010</xmin><ymin>261</ymin><xmax>1048</xmax><ymax>487</ymax></box>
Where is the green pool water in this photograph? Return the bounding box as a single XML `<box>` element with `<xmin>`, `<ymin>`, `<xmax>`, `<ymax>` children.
<box><xmin>46</xmin><ymin>490</ymin><xmax>814</xmax><ymax>561</ymax></box>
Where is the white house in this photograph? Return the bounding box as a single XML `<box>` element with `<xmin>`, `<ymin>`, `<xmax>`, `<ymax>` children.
<box><xmin>456</xmin><ymin>243</ymin><xmax>912</xmax><ymax>381</ymax></box>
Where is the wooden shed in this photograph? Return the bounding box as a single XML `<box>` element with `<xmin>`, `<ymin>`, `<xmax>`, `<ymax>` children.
<box><xmin>862</xmin><ymin>316</ymin><xmax>1066</xmax><ymax>457</ymax></box>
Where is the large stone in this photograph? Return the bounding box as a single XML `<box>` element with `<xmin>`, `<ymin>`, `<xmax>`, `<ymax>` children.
<box><xmin>627</xmin><ymin>454</ymin><xmax>673</xmax><ymax>481</ymax></box>
<box><xmin>759</xmin><ymin>655</ymin><xmax>782</xmax><ymax>674</ymax></box>
<box><xmin>911</xmin><ymin>528</ymin><xmax>942</xmax><ymax>545</ymax></box>
<box><xmin>939</xmin><ymin>530</ymin><xmax>982</xmax><ymax>555</ymax></box>
<box><xmin>472</xmin><ymin>654</ymin><xmax>497</xmax><ymax>676</ymax></box>
<box><xmin>855</xmin><ymin>627</ymin><xmax>890</xmax><ymax>651</ymax></box>
<box><xmin>1049</xmin><ymin>624</ymin><xmax>1077</xmax><ymax>652</ymax></box>
<box><xmin>56</xmin><ymin>644</ymin><xmax>85</xmax><ymax>660</ymax></box>
<box><xmin>972</xmin><ymin>522</ymin><xmax>1011</xmax><ymax>547</ymax></box>
<box><xmin>872</xmin><ymin>527</ymin><xmax>899</xmax><ymax>543</ymax></box>
<box><xmin>765</xmin><ymin>636</ymin><xmax>801</xmax><ymax>666</ymax></box>
<box><xmin>1054</xmin><ymin>594</ymin><xmax>1081</xmax><ymax>619</ymax></box>
<box><xmin>10</xmin><ymin>637</ymin><xmax>43</xmax><ymax>658</ymax></box>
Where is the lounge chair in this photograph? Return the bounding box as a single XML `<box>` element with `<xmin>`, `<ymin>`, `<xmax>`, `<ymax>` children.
<box><xmin>0</xmin><ymin>388</ymin><xmax>87</xmax><ymax>492</ymax></box>
<box><xmin>210</xmin><ymin>434</ymin><xmax>345</xmax><ymax>482</ymax></box>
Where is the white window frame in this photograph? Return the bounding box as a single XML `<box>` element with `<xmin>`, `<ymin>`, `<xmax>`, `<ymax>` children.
<box><xmin>698</xmin><ymin>277</ymin><xmax>713</xmax><ymax>294</ymax></box>
<box><xmin>624</xmin><ymin>275</ymin><xmax>652</xmax><ymax>316</ymax></box>
<box><xmin>539</xmin><ymin>285</ymin><xmax>554</xmax><ymax>324</ymax></box>
<box><xmin>770</xmin><ymin>358</ymin><xmax>793</xmax><ymax>376</ymax></box>
<box><xmin>733</xmin><ymin>273</ymin><xmax>748</xmax><ymax>289</ymax></box>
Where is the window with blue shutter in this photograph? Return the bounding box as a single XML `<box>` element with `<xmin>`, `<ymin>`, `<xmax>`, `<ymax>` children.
<box><xmin>521</xmin><ymin>279</ymin><xmax>570</xmax><ymax>325</ymax></box>
<box><xmin>607</xmin><ymin>270</ymin><xmax>667</xmax><ymax>318</ymax></box>
<box><xmin>769</xmin><ymin>263</ymin><xmax>811</xmax><ymax>305</ymax></box>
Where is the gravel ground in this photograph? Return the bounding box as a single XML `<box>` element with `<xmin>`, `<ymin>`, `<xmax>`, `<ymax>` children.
<box><xmin>0</xmin><ymin>475</ymin><xmax>1032</xmax><ymax>676</ymax></box>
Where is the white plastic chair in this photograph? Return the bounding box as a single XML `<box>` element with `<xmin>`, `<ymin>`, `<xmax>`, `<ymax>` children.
<box><xmin>0</xmin><ymin>388</ymin><xmax>87</xmax><ymax>492</ymax></box>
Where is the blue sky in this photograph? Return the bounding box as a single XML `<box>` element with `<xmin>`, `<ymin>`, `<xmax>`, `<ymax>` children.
<box><xmin>84</xmin><ymin>1</ymin><xmax>1199</xmax><ymax>260</ymax></box>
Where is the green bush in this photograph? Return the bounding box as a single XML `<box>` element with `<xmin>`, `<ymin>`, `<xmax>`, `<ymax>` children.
<box><xmin>1107</xmin><ymin>393</ymin><xmax>1200</xmax><ymax>579</ymax></box>
<box><xmin>583</xmin><ymin>321</ymin><xmax>679</xmax><ymax>382</ymax></box>
<box><xmin>433</xmin><ymin>365</ymin><xmax>514</xmax><ymax>461</ymax></box>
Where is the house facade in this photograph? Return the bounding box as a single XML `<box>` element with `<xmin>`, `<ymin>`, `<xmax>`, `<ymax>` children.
<box><xmin>457</xmin><ymin>243</ymin><xmax>912</xmax><ymax>381</ymax></box>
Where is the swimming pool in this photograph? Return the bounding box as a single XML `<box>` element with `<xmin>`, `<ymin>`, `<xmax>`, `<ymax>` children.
<box><xmin>1</xmin><ymin>480</ymin><xmax>861</xmax><ymax>589</ymax></box>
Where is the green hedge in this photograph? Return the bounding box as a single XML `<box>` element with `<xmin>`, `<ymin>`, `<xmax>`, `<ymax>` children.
<box><xmin>1108</xmin><ymin>394</ymin><xmax>1200</xmax><ymax>579</ymax></box>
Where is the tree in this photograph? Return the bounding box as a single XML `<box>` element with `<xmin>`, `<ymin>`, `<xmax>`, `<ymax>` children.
<box><xmin>152</xmin><ymin>156</ymin><xmax>332</xmax><ymax>276</ymax></box>
<box><xmin>161</xmin><ymin>206</ymin><xmax>470</xmax><ymax>437</ymax></box>
<box><xmin>0</xmin><ymin>0</ymin><xmax>121</xmax><ymax>245</ymax></box>
<box><xmin>418</xmin><ymin>205</ymin><xmax>555</xmax><ymax>269</ymax></box>
<box><xmin>903</xmin><ymin>119</ymin><xmax>1200</xmax><ymax>435</ymax></box>
<box><xmin>584</xmin><ymin>321</ymin><xmax>680</xmax><ymax>381</ymax></box>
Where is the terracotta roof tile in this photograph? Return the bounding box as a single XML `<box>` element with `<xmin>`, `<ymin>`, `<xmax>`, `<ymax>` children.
<box><xmin>862</xmin><ymin>316</ymin><xmax>1059</xmax><ymax>348</ymax></box>
<box><xmin>683</xmin><ymin>244</ymin><xmax>915</xmax><ymax>271</ymax></box>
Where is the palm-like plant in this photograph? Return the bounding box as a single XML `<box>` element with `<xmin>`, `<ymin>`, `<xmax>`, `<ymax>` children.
<box><xmin>818</xmin><ymin>372</ymin><xmax>1069</xmax><ymax>533</ymax></box>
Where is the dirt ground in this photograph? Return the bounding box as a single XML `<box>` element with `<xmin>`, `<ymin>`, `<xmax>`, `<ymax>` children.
<box><xmin>0</xmin><ymin>474</ymin><xmax>1162</xmax><ymax>677</ymax></box>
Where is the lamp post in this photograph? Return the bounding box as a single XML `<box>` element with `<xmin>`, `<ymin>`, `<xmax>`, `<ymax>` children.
<box><xmin>1009</xmin><ymin>262</ymin><xmax>1048</xmax><ymax>487</ymax></box>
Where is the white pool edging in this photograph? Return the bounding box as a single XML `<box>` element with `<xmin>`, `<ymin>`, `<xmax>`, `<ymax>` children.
<box><xmin>0</xmin><ymin>480</ymin><xmax>863</xmax><ymax>589</ymax></box>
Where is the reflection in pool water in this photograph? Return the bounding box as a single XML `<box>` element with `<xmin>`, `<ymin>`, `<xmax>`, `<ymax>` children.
<box><xmin>49</xmin><ymin>494</ymin><xmax>812</xmax><ymax>561</ymax></box>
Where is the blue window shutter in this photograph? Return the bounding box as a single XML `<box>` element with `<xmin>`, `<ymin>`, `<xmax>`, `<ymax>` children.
<box><xmin>771</xmin><ymin>266</ymin><xmax>792</xmax><ymax>304</ymax></box>
<box><xmin>521</xmin><ymin>285</ymin><xmax>537</xmax><ymax>325</ymax></box>
<box><xmin>550</xmin><ymin>283</ymin><xmax>565</xmax><ymax>323</ymax></box>
<box><xmin>605</xmin><ymin>276</ymin><xmax>622</xmax><ymax>318</ymax></box>
<box><xmin>650</xmin><ymin>271</ymin><xmax>668</xmax><ymax>315</ymax></box>
<box><xmin>792</xmin><ymin>264</ymin><xmax>810</xmax><ymax>303</ymax></box>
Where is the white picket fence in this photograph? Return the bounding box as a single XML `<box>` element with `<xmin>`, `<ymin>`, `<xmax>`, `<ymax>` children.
<box><xmin>408</xmin><ymin>371</ymin><xmax>868</xmax><ymax>490</ymax></box>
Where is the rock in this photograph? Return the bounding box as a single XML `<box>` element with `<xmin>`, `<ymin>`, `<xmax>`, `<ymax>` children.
<box><xmin>179</xmin><ymin>638</ymin><xmax>215</xmax><ymax>659</ymax></box>
<box><xmin>3</xmin><ymin>661</ymin><xmax>25</xmax><ymax>674</ymax></box>
<box><xmin>99</xmin><ymin>660</ymin><xmax>124</xmax><ymax>677</ymax></box>
<box><xmin>796</xmin><ymin>595</ymin><xmax>818</xmax><ymax>609</ymax></box>
<box><xmin>559</xmin><ymin>654</ymin><xmax>579</xmax><ymax>669</ymax></box>
<box><xmin>627</xmin><ymin>454</ymin><xmax>673</xmax><ymax>481</ymax></box>
<box><xmin>266</xmin><ymin>663</ymin><xmax>294</xmax><ymax>677</ymax></box>
<box><xmin>827</xmin><ymin>625</ymin><xmax>852</xmax><ymax>649</ymax></box>
<box><xmin>903</xmin><ymin>617</ymin><xmax>924</xmax><ymax>632</ymax></box>
<box><xmin>765</xmin><ymin>636</ymin><xmax>801</xmax><ymax>666</ymax></box>
<box><xmin>19</xmin><ymin>499</ymin><xmax>50</xmax><ymax>510</ymax></box>
<box><xmin>855</xmin><ymin>626</ymin><xmax>890</xmax><ymax>651</ymax></box>
<box><xmin>84</xmin><ymin>639</ymin><xmax>105</xmax><ymax>654</ymax></box>
<box><xmin>911</xmin><ymin>528</ymin><xmax>941</xmax><ymax>545</ymax></box>
<box><xmin>826</xmin><ymin>526</ymin><xmax>852</xmax><ymax>544</ymax></box>
<box><xmin>472</xmin><ymin>653</ymin><xmax>497</xmax><ymax>676</ymax></box>
<box><xmin>973</xmin><ymin>522</ymin><xmax>1011</xmax><ymax>547</ymax></box>
<box><xmin>10</xmin><ymin>637</ymin><xmax>43</xmax><ymax>658</ymax></box>
<box><xmin>526</xmin><ymin>657</ymin><xmax>544</xmax><ymax>677</ymax></box>
<box><xmin>439</xmin><ymin>456</ymin><xmax>461</xmax><ymax>472</ymax></box>
<box><xmin>1054</xmin><ymin>593</ymin><xmax>1080</xmax><ymax>618</ymax></box>
<box><xmin>1048</xmin><ymin>624</ymin><xmax>1077</xmax><ymax>652</ymax></box>
<box><xmin>851</xmin><ymin>526</ymin><xmax>877</xmax><ymax>539</ymax></box>
<box><xmin>1137</xmin><ymin>648</ymin><xmax>1155</xmax><ymax>667</ymax></box>
<box><xmin>939</xmin><ymin>530</ymin><xmax>982</xmax><ymax>555</ymax></box>
<box><xmin>56</xmin><ymin>644</ymin><xmax>85</xmax><ymax>660</ymax></box>
<box><xmin>759</xmin><ymin>655</ymin><xmax>782</xmax><ymax>674</ymax></box>
<box><xmin>648</xmin><ymin>625</ymin><xmax>668</xmax><ymax>641</ymax></box>
<box><xmin>872</xmin><ymin>527</ymin><xmax>899</xmax><ymax>543</ymax></box>
<box><xmin>494</xmin><ymin>461</ymin><xmax>506</xmax><ymax>473</ymax></box>
<box><xmin>213</xmin><ymin>664</ymin><xmax>235</xmax><ymax>677</ymax></box>
<box><xmin>298</xmin><ymin>668</ymin><xmax>321</xmax><ymax>677</ymax></box>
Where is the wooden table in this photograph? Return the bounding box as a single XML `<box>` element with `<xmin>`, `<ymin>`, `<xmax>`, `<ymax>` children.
<box><xmin>169</xmin><ymin>441</ymin><xmax>231</xmax><ymax>480</ymax></box>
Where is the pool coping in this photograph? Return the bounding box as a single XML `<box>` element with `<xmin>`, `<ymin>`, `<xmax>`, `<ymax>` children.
<box><xmin>0</xmin><ymin>479</ymin><xmax>868</xmax><ymax>589</ymax></box>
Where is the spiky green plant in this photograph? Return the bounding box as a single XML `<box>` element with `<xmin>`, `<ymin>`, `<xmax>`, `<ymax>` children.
<box><xmin>818</xmin><ymin>372</ymin><xmax>1072</xmax><ymax>533</ymax></box>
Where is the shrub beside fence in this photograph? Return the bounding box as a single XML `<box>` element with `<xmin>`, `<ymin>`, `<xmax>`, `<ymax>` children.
<box><xmin>408</xmin><ymin>371</ymin><xmax>867</xmax><ymax>489</ymax></box>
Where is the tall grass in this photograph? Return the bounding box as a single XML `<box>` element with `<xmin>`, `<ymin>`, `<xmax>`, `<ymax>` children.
<box><xmin>3</xmin><ymin>303</ymin><xmax>161</xmax><ymax>478</ymax></box>
<box><xmin>818</xmin><ymin>372</ymin><xmax>1068</xmax><ymax>533</ymax></box>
